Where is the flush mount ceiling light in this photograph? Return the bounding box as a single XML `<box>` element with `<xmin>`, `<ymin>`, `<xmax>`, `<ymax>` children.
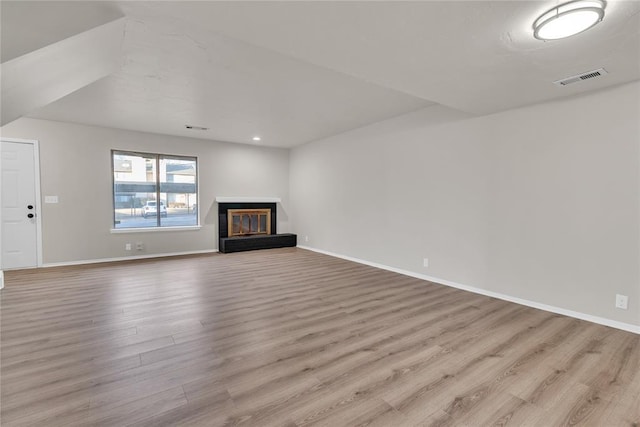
<box><xmin>533</xmin><ymin>0</ymin><xmax>605</xmax><ymax>40</ymax></box>
<box><xmin>252</xmin><ymin>136</ymin><xmax>261</xmax><ymax>142</ymax></box>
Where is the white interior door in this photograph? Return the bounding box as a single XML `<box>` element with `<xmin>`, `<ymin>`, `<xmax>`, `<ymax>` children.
<box><xmin>1</xmin><ymin>139</ymin><xmax>39</xmax><ymax>269</ymax></box>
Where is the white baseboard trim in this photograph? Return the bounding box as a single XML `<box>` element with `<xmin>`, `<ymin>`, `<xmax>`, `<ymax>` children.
<box><xmin>297</xmin><ymin>245</ymin><xmax>640</xmax><ymax>335</ymax></box>
<box><xmin>41</xmin><ymin>249</ymin><xmax>219</xmax><ymax>268</ymax></box>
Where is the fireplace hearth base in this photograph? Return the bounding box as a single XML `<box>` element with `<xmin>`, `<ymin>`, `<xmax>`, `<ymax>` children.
<box><xmin>219</xmin><ymin>233</ymin><xmax>297</xmax><ymax>253</ymax></box>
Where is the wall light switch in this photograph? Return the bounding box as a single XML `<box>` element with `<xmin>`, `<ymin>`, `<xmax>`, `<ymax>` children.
<box><xmin>44</xmin><ymin>195</ymin><xmax>58</xmax><ymax>204</ymax></box>
<box><xmin>423</xmin><ymin>258</ymin><xmax>429</xmax><ymax>268</ymax></box>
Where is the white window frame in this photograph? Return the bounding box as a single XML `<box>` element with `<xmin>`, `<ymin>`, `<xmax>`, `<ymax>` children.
<box><xmin>111</xmin><ymin>150</ymin><xmax>200</xmax><ymax>232</ymax></box>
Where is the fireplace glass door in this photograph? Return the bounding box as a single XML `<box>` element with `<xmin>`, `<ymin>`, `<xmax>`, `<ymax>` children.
<box><xmin>228</xmin><ymin>209</ymin><xmax>271</xmax><ymax>237</ymax></box>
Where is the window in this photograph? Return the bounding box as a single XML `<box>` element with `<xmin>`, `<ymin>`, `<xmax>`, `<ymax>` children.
<box><xmin>112</xmin><ymin>150</ymin><xmax>198</xmax><ymax>229</ymax></box>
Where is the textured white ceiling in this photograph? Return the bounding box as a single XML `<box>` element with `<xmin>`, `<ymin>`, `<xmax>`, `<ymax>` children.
<box><xmin>0</xmin><ymin>1</ymin><xmax>123</xmax><ymax>63</ymax></box>
<box><xmin>155</xmin><ymin>1</ymin><xmax>640</xmax><ymax>114</ymax></box>
<box><xmin>28</xmin><ymin>13</ymin><xmax>431</xmax><ymax>147</ymax></box>
<box><xmin>2</xmin><ymin>1</ymin><xmax>639</xmax><ymax>147</ymax></box>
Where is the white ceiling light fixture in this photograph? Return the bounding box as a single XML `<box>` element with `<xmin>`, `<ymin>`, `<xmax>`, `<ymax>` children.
<box><xmin>252</xmin><ymin>136</ymin><xmax>261</xmax><ymax>142</ymax></box>
<box><xmin>533</xmin><ymin>0</ymin><xmax>606</xmax><ymax>40</ymax></box>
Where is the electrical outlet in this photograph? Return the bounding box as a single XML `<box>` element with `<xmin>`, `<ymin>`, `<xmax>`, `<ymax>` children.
<box><xmin>615</xmin><ymin>294</ymin><xmax>628</xmax><ymax>310</ymax></box>
<box><xmin>305</xmin><ymin>236</ymin><xmax>309</xmax><ymax>242</ymax></box>
<box><xmin>136</xmin><ymin>242</ymin><xmax>144</xmax><ymax>251</ymax></box>
<box><xmin>125</xmin><ymin>243</ymin><xmax>132</xmax><ymax>251</ymax></box>
<box><xmin>423</xmin><ymin>258</ymin><xmax>429</xmax><ymax>268</ymax></box>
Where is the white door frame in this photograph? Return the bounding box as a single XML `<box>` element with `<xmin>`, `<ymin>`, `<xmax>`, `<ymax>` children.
<box><xmin>1</xmin><ymin>137</ymin><xmax>43</xmax><ymax>278</ymax></box>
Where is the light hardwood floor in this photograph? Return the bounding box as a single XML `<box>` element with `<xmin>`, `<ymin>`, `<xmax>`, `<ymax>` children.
<box><xmin>1</xmin><ymin>248</ymin><xmax>638</xmax><ymax>426</ymax></box>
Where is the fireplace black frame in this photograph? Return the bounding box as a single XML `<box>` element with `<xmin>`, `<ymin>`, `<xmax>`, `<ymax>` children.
<box><xmin>218</xmin><ymin>202</ymin><xmax>277</xmax><ymax>239</ymax></box>
<box><xmin>217</xmin><ymin>202</ymin><xmax>296</xmax><ymax>253</ymax></box>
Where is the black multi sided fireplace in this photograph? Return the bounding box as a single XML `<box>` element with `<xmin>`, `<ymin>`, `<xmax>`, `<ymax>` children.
<box><xmin>217</xmin><ymin>200</ymin><xmax>296</xmax><ymax>253</ymax></box>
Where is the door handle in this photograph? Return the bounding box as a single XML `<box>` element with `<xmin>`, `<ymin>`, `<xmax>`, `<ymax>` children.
<box><xmin>27</xmin><ymin>213</ymin><xmax>34</xmax><ymax>219</ymax></box>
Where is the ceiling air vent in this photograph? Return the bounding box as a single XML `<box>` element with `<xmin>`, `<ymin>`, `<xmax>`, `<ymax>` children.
<box><xmin>185</xmin><ymin>125</ymin><xmax>209</xmax><ymax>131</ymax></box>
<box><xmin>553</xmin><ymin>68</ymin><xmax>608</xmax><ymax>86</ymax></box>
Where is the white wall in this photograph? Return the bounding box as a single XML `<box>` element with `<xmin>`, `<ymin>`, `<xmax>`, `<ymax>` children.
<box><xmin>0</xmin><ymin>118</ymin><xmax>290</xmax><ymax>264</ymax></box>
<box><xmin>290</xmin><ymin>81</ymin><xmax>640</xmax><ymax>328</ymax></box>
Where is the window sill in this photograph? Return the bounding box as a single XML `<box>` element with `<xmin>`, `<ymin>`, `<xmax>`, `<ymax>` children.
<box><xmin>110</xmin><ymin>225</ymin><xmax>202</xmax><ymax>234</ymax></box>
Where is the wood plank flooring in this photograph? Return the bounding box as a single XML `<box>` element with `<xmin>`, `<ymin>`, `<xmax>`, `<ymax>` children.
<box><xmin>1</xmin><ymin>247</ymin><xmax>638</xmax><ymax>426</ymax></box>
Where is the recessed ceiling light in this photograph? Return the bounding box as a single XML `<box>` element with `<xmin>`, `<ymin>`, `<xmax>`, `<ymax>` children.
<box><xmin>252</xmin><ymin>136</ymin><xmax>261</xmax><ymax>142</ymax></box>
<box><xmin>185</xmin><ymin>125</ymin><xmax>209</xmax><ymax>131</ymax></box>
<box><xmin>533</xmin><ymin>0</ymin><xmax>605</xmax><ymax>41</ymax></box>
